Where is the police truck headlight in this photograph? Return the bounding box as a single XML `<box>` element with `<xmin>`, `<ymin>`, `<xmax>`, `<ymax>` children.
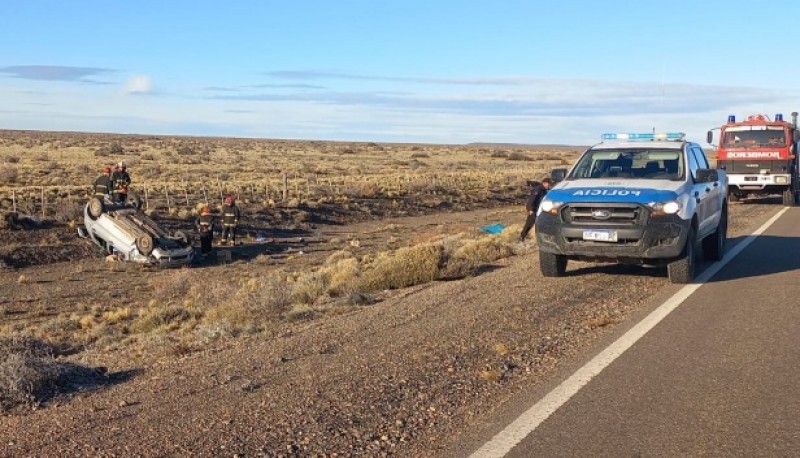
<box><xmin>540</xmin><ymin>200</ymin><xmax>564</xmax><ymax>215</ymax></box>
<box><xmin>649</xmin><ymin>201</ymin><xmax>681</xmax><ymax>216</ymax></box>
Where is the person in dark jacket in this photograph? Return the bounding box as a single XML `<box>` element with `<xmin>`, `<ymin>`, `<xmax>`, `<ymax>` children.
<box><xmin>196</xmin><ymin>205</ymin><xmax>216</xmax><ymax>256</ymax></box>
<box><xmin>93</xmin><ymin>166</ymin><xmax>113</xmax><ymax>198</ymax></box>
<box><xmin>111</xmin><ymin>161</ymin><xmax>131</xmax><ymax>204</ymax></box>
<box><xmin>519</xmin><ymin>177</ymin><xmax>553</xmax><ymax>242</ymax></box>
<box><xmin>220</xmin><ymin>195</ymin><xmax>241</xmax><ymax>245</ymax></box>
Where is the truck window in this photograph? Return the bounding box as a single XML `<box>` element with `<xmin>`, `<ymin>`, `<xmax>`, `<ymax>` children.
<box><xmin>687</xmin><ymin>146</ymin><xmax>701</xmax><ymax>180</ymax></box>
<box><xmin>722</xmin><ymin>126</ymin><xmax>786</xmax><ymax>148</ymax></box>
<box><xmin>690</xmin><ymin>146</ymin><xmax>709</xmax><ymax>169</ymax></box>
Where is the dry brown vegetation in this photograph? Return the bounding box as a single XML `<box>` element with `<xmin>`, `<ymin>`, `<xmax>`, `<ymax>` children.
<box><xmin>0</xmin><ymin>129</ymin><xmax>583</xmax><ymax>411</ymax></box>
<box><xmin>0</xmin><ymin>129</ymin><xmax>578</xmax><ymax>222</ymax></box>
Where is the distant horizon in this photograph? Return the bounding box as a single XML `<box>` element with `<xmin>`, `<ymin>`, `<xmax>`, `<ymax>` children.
<box><xmin>0</xmin><ymin>127</ymin><xmax>588</xmax><ymax>149</ymax></box>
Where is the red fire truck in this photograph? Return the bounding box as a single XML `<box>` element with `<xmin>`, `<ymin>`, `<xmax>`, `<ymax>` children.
<box><xmin>708</xmin><ymin>112</ymin><xmax>800</xmax><ymax>205</ymax></box>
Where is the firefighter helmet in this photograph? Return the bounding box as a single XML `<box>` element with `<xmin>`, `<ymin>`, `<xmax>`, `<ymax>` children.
<box><xmin>224</xmin><ymin>195</ymin><xmax>234</xmax><ymax>206</ymax></box>
<box><xmin>201</xmin><ymin>206</ymin><xmax>211</xmax><ymax>215</ymax></box>
<box><xmin>103</xmin><ymin>166</ymin><xmax>112</xmax><ymax>174</ymax></box>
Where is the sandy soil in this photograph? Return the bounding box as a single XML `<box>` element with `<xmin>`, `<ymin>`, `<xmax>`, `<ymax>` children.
<box><xmin>0</xmin><ymin>199</ymin><xmax>783</xmax><ymax>457</ymax></box>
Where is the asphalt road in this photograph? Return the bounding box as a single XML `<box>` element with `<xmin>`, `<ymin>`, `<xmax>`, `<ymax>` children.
<box><xmin>473</xmin><ymin>207</ymin><xmax>800</xmax><ymax>457</ymax></box>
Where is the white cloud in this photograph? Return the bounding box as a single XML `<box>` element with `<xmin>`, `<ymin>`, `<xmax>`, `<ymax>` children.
<box><xmin>123</xmin><ymin>75</ymin><xmax>153</xmax><ymax>95</ymax></box>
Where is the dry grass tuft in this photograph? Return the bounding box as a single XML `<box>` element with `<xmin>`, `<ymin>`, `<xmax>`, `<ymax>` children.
<box><xmin>102</xmin><ymin>307</ymin><xmax>132</xmax><ymax>324</ymax></box>
<box><xmin>291</xmin><ymin>270</ymin><xmax>328</xmax><ymax>305</ymax></box>
<box><xmin>0</xmin><ymin>335</ymin><xmax>107</xmax><ymax>411</ymax></box>
<box><xmin>452</xmin><ymin>237</ymin><xmax>513</xmax><ymax>265</ymax></box>
<box><xmin>493</xmin><ymin>343</ymin><xmax>510</xmax><ymax>356</ymax></box>
<box><xmin>355</xmin><ymin>244</ymin><xmax>443</xmax><ymax>292</ymax></box>
<box><xmin>202</xmin><ymin>274</ymin><xmax>291</xmax><ymax>335</ymax></box>
<box><xmin>132</xmin><ymin>306</ymin><xmax>199</xmax><ymax>334</ymax></box>
<box><xmin>476</xmin><ymin>369</ymin><xmax>503</xmax><ymax>382</ymax></box>
<box><xmin>583</xmin><ymin>315</ymin><xmax>619</xmax><ymax>328</ymax></box>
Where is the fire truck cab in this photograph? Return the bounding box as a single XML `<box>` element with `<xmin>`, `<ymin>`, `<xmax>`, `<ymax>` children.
<box><xmin>708</xmin><ymin>112</ymin><xmax>800</xmax><ymax>206</ymax></box>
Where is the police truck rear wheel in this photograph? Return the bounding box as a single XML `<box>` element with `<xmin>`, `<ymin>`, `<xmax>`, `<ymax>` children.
<box><xmin>87</xmin><ymin>198</ymin><xmax>105</xmax><ymax>219</ymax></box>
<box><xmin>540</xmin><ymin>252</ymin><xmax>567</xmax><ymax>277</ymax></box>
<box><xmin>136</xmin><ymin>235</ymin><xmax>154</xmax><ymax>256</ymax></box>
<box><xmin>668</xmin><ymin>228</ymin><xmax>696</xmax><ymax>284</ymax></box>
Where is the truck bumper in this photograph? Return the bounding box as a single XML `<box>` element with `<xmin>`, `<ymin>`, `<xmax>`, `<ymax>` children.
<box><xmin>535</xmin><ymin>212</ymin><xmax>691</xmax><ymax>264</ymax></box>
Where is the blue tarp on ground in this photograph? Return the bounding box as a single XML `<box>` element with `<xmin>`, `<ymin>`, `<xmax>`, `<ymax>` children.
<box><xmin>480</xmin><ymin>223</ymin><xmax>506</xmax><ymax>234</ymax></box>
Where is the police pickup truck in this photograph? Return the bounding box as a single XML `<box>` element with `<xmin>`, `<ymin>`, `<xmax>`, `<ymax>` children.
<box><xmin>535</xmin><ymin>132</ymin><xmax>727</xmax><ymax>284</ymax></box>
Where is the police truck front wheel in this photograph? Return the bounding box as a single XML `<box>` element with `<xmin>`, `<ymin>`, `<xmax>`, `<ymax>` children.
<box><xmin>540</xmin><ymin>251</ymin><xmax>567</xmax><ymax>277</ymax></box>
<box><xmin>668</xmin><ymin>227</ymin><xmax>696</xmax><ymax>284</ymax></box>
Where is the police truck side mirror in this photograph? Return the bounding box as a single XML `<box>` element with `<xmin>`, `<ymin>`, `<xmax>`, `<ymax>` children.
<box><xmin>706</xmin><ymin>130</ymin><xmax>714</xmax><ymax>144</ymax></box>
<box><xmin>695</xmin><ymin>168</ymin><xmax>718</xmax><ymax>183</ymax></box>
<box><xmin>550</xmin><ymin>168</ymin><xmax>568</xmax><ymax>183</ymax></box>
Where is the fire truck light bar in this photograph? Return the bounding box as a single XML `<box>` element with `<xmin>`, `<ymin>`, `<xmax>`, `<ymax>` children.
<box><xmin>601</xmin><ymin>132</ymin><xmax>686</xmax><ymax>141</ymax></box>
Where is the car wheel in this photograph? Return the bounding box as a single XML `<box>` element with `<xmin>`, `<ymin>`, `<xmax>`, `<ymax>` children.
<box><xmin>174</xmin><ymin>230</ymin><xmax>189</xmax><ymax>245</ymax></box>
<box><xmin>88</xmin><ymin>197</ymin><xmax>105</xmax><ymax>220</ymax></box>
<box><xmin>668</xmin><ymin>226</ymin><xmax>696</xmax><ymax>284</ymax></box>
<box><xmin>540</xmin><ymin>251</ymin><xmax>567</xmax><ymax>277</ymax></box>
<box><xmin>703</xmin><ymin>206</ymin><xmax>727</xmax><ymax>261</ymax></box>
<box><xmin>136</xmin><ymin>235</ymin><xmax>154</xmax><ymax>256</ymax></box>
<box><xmin>126</xmin><ymin>193</ymin><xmax>143</xmax><ymax>210</ymax></box>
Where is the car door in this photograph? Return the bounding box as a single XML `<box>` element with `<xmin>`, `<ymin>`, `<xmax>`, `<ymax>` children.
<box><xmin>689</xmin><ymin>146</ymin><xmax>714</xmax><ymax>237</ymax></box>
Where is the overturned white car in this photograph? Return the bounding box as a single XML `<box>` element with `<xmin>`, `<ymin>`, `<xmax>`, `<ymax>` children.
<box><xmin>78</xmin><ymin>197</ymin><xmax>194</xmax><ymax>267</ymax></box>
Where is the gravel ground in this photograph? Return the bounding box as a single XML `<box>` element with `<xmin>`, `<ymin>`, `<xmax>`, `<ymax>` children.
<box><xmin>0</xmin><ymin>200</ymin><xmax>783</xmax><ymax>457</ymax></box>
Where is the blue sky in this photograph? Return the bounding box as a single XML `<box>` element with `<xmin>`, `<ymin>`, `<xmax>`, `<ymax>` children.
<box><xmin>2</xmin><ymin>1</ymin><xmax>799</xmax><ymax>145</ymax></box>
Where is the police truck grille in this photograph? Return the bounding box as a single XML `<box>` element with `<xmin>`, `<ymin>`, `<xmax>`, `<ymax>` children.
<box><xmin>562</xmin><ymin>203</ymin><xmax>645</xmax><ymax>226</ymax></box>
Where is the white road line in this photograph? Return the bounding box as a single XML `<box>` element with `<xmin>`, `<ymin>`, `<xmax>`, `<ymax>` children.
<box><xmin>470</xmin><ymin>207</ymin><xmax>790</xmax><ymax>458</ymax></box>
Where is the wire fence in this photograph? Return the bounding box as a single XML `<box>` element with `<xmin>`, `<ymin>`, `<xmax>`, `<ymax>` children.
<box><xmin>1</xmin><ymin>169</ymin><xmax>538</xmax><ymax>220</ymax></box>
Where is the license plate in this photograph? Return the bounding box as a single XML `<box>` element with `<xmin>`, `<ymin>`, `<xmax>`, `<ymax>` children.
<box><xmin>582</xmin><ymin>229</ymin><xmax>618</xmax><ymax>242</ymax></box>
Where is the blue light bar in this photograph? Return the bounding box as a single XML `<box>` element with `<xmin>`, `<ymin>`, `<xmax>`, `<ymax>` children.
<box><xmin>601</xmin><ymin>132</ymin><xmax>686</xmax><ymax>141</ymax></box>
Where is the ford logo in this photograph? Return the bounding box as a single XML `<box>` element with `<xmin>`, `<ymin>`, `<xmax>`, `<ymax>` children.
<box><xmin>592</xmin><ymin>209</ymin><xmax>612</xmax><ymax>220</ymax></box>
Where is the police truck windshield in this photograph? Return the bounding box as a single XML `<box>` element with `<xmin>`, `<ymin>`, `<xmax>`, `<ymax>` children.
<box><xmin>569</xmin><ymin>149</ymin><xmax>684</xmax><ymax>180</ymax></box>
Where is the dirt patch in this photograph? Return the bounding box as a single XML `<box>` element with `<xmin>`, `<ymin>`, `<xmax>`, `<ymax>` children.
<box><xmin>0</xmin><ymin>201</ymin><xmax>785</xmax><ymax>456</ymax></box>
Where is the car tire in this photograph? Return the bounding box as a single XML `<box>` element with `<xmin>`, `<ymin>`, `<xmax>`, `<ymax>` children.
<box><xmin>126</xmin><ymin>193</ymin><xmax>143</xmax><ymax>210</ymax></box>
<box><xmin>174</xmin><ymin>230</ymin><xmax>189</xmax><ymax>245</ymax></box>
<box><xmin>703</xmin><ymin>205</ymin><xmax>727</xmax><ymax>262</ymax></box>
<box><xmin>540</xmin><ymin>251</ymin><xmax>567</xmax><ymax>277</ymax></box>
<box><xmin>136</xmin><ymin>235</ymin><xmax>154</xmax><ymax>256</ymax></box>
<box><xmin>668</xmin><ymin>226</ymin><xmax>696</xmax><ymax>284</ymax></box>
<box><xmin>88</xmin><ymin>197</ymin><xmax>105</xmax><ymax>220</ymax></box>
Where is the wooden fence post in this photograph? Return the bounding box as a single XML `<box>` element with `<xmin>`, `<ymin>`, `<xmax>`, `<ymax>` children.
<box><xmin>182</xmin><ymin>179</ymin><xmax>190</xmax><ymax>206</ymax></box>
<box><xmin>12</xmin><ymin>189</ymin><xmax>17</xmax><ymax>213</ymax></box>
<box><xmin>143</xmin><ymin>183</ymin><xmax>150</xmax><ymax>210</ymax></box>
<box><xmin>164</xmin><ymin>184</ymin><xmax>171</xmax><ymax>213</ymax></box>
<box><xmin>40</xmin><ymin>187</ymin><xmax>45</xmax><ymax>218</ymax></box>
<box><xmin>282</xmin><ymin>172</ymin><xmax>288</xmax><ymax>202</ymax></box>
